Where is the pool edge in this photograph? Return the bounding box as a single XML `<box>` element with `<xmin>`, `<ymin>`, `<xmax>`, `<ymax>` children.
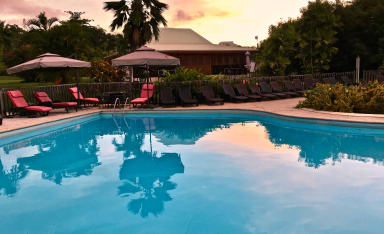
<box><xmin>1</xmin><ymin>109</ymin><xmax>384</xmax><ymax>140</ymax></box>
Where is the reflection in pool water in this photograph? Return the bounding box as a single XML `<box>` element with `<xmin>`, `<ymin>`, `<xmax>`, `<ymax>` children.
<box><xmin>0</xmin><ymin>114</ymin><xmax>383</xmax><ymax>233</ymax></box>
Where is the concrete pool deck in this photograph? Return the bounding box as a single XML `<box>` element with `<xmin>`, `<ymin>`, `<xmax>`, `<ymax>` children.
<box><xmin>1</xmin><ymin>97</ymin><xmax>384</xmax><ymax>133</ymax></box>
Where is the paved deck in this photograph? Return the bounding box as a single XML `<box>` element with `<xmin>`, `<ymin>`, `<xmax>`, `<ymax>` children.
<box><xmin>1</xmin><ymin>97</ymin><xmax>384</xmax><ymax>133</ymax></box>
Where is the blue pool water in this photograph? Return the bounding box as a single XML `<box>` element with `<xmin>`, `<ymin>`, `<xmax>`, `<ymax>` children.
<box><xmin>0</xmin><ymin>113</ymin><xmax>384</xmax><ymax>234</ymax></box>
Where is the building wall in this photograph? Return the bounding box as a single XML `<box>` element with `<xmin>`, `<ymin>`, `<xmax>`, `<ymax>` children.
<box><xmin>162</xmin><ymin>52</ymin><xmax>249</xmax><ymax>75</ymax></box>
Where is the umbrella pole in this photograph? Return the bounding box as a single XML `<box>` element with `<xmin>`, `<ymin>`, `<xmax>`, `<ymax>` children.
<box><xmin>76</xmin><ymin>69</ymin><xmax>80</xmax><ymax>107</ymax></box>
<box><xmin>146</xmin><ymin>64</ymin><xmax>149</xmax><ymax>107</ymax></box>
<box><xmin>75</xmin><ymin>53</ymin><xmax>80</xmax><ymax>107</ymax></box>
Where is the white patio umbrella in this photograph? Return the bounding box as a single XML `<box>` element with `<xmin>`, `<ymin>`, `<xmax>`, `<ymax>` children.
<box><xmin>6</xmin><ymin>53</ymin><xmax>91</xmax><ymax>106</ymax></box>
<box><xmin>112</xmin><ymin>46</ymin><xmax>180</xmax><ymax>107</ymax></box>
<box><xmin>245</xmin><ymin>51</ymin><xmax>251</xmax><ymax>74</ymax></box>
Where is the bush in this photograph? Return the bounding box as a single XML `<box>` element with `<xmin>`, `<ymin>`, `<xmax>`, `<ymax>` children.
<box><xmin>88</xmin><ymin>61</ymin><xmax>126</xmax><ymax>82</ymax></box>
<box><xmin>297</xmin><ymin>81</ymin><xmax>384</xmax><ymax>114</ymax></box>
<box><xmin>162</xmin><ymin>67</ymin><xmax>223</xmax><ymax>82</ymax></box>
<box><xmin>2</xmin><ymin>45</ymin><xmax>37</xmax><ymax>82</ymax></box>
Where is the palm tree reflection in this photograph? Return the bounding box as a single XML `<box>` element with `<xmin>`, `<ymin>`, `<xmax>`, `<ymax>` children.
<box><xmin>118</xmin><ymin>152</ymin><xmax>184</xmax><ymax>218</ymax></box>
<box><xmin>0</xmin><ymin>160</ymin><xmax>28</xmax><ymax>196</ymax></box>
<box><xmin>113</xmin><ymin>118</ymin><xmax>185</xmax><ymax>217</ymax></box>
<box><xmin>16</xmin><ymin>125</ymin><xmax>100</xmax><ymax>185</ymax></box>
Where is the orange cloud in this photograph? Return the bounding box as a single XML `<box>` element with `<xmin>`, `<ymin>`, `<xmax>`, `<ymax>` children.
<box><xmin>174</xmin><ymin>10</ymin><xmax>205</xmax><ymax>22</ymax></box>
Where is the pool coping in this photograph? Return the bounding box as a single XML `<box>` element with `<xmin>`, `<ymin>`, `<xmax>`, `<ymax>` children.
<box><xmin>1</xmin><ymin>109</ymin><xmax>384</xmax><ymax>140</ymax></box>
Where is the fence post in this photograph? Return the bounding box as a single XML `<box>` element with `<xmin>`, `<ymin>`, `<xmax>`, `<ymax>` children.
<box><xmin>0</xmin><ymin>89</ymin><xmax>4</xmax><ymax>119</ymax></box>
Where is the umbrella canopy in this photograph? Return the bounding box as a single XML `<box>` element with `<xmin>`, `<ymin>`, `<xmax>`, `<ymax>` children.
<box><xmin>7</xmin><ymin>53</ymin><xmax>91</xmax><ymax>75</ymax></box>
<box><xmin>111</xmin><ymin>46</ymin><xmax>180</xmax><ymax>67</ymax></box>
<box><xmin>245</xmin><ymin>51</ymin><xmax>251</xmax><ymax>72</ymax></box>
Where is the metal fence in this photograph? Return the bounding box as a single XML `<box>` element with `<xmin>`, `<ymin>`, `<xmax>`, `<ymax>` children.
<box><xmin>363</xmin><ymin>70</ymin><xmax>383</xmax><ymax>84</ymax></box>
<box><xmin>0</xmin><ymin>70</ymin><xmax>359</xmax><ymax>117</ymax></box>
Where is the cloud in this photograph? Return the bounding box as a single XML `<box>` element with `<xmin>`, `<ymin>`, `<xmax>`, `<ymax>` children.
<box><xmin>174</xmin><ymin>10</ymin><xmax>205</xmax><ymax>22</ymax></box>
<box><xmin>0</xmin><ymin>0</ymin><xmax>66</xmax><ymax>22</ymax></box>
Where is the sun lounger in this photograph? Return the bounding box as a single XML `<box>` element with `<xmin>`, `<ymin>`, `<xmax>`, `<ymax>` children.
<box><xmin>201</xmin><ymin>86</ymin><xmax>224</xmax><ymax>105</ymax></box>
<box><xmin>33</xmin><ymin>92</ymin><xmax>77</xmax><ymax>113</ymax></box>
<box><xmin>131</xmin><ymin>84</ymin><xmax>154</xmax><ymax>107</ymax></box>
<box><xmin>235</xmin><ymin>84</ymin><xmax>262</xmax><ymax>101</ymax></box>
<box><xmin>7</xmin><ymin>90</ymin><xmax>52</xmax><ymax>118</ymax></box>
<box><xmin>313</xmin><ymin>78</ymin><xmax>321</xmax><ymax>86</ymax></box>
<box><xmin>304</xmin><ymin>77</ymin><xmax>315</xmax><ymax>89</ymax></box>
<box><xmin>160</xmin><ymin>87</ymin><xmax>176</xmax><ymax>107</ymax></box>
<box><xmin>68</xmin><ymin>87</ymin><xmax>99</xmax><ymax>106</ymax></box>
<box><xmin>259</xmin><ymin>82</ymin><xmax>286</xmax><ymax>98</ymax></box>
<box><xmin>248</xmin><ymin>83</ymin><xmax>276</xmax><ymax>100</ymax></box>
<box><xmin>378</xmin><ymin>75</ymin><xmax>384</xmax><ymax>84</ymax></box>
<box><xmin>292</xmin><ymin>79</ymin><xmax>305</xmax><ymax>93</ymax></box>
<box><xmin>270</xmin><ymin>81</ymin><xmax>298</xmax><ymax>98</ymax></box>
<box><xmin>322</xmin><ymin>78</ymin><xmax>331</xmax><ymax>84</ymax></box>
<box><xmin>223</xmin><ymin>84</ymin><xmax>248</xmax><ymax>102</ymax></box>
<box><xmin>341</xmin><ymin>76</ymin><xmax>358</xmax><ymax>86</ymax></box>
<box><xmin>329</xmin><ymin>77</ymin><xmax>338</xmax><ymax>85</ymax></box>
<box><xmin>283</xmin><ymin>80</ymin><xmax>305</xmax><ymax>96</ymax></box>
<box><xmin>178</xmin><ymin>87</ymin><xmax>198</xmax><ymax>106</ymax></box>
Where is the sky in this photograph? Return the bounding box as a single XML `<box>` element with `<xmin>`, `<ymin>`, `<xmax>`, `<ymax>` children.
<box><xmin>1</xmin><ymin>0</ymin><xmax>312</xmax><ymax>46</ymax></box>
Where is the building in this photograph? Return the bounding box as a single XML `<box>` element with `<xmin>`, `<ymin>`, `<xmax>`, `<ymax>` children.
<box><xmin>146</xmin><ymin>28</ymin><xmax>257</xmax><ymax>75</ymax></box>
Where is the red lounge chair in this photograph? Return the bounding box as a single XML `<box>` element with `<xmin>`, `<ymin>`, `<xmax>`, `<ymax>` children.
<box><xmin>68</xmin><ymin>87</ymin><xmax>99</xmax><ymax>106</ymax></box>
<box><xmin>33</xmin><ymin>92</ymin><xmax>78</xmax><ymax>113</ymax></box>
<box><xmin>131</xmin><ymin>84</ymin><xmax>154</xmax><ymax>107</ymax></box>
<box><xmin>7</xmin><ymin>90</ymin><xmax>52</xmax><ymax>118</ymax></box>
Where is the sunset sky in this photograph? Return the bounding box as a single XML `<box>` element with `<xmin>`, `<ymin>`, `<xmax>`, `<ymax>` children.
<box><xmin>1</xmin><ymin>0</ymin><xmax>311</xmax><ymax>46</ymax></box>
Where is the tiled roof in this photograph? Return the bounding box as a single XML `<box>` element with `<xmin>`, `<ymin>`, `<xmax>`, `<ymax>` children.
<box><xmin>147</xmin><ymin>28</ymin><xmax>257</xmax><ymax>52</ymax></box>
<box><xmin>148</xmin><ymin>44</ymin><xmax>256</xmax><ymax>52</ymax></box>
<box><xmin>149</xmin><ymin>28</ymin><xmax>212</xmax><ymax>45</ymax></box>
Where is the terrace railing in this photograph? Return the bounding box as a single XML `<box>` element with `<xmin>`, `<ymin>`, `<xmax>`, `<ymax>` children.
<box><xmin>0</xmin><ymin>70</ymin><xmax>359</xmax><ymax>117</ymax></box>
<box><xmin>363</xmin><ymin>70</ymin><xmax>383</xmax><ymax>84</ymax></box>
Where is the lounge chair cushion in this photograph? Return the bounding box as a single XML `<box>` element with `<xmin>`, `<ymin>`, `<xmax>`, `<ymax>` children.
<box><xmin>52</xmin><ymin>102</ymin><xmax>78</xmax><ymax>107</ymax></box>
<box><xmin>131</xmin><ymin>98</ymin><xmax>148</xmax><ymax>104</ymax></box>
<box><xmin>9</xmin><ymin>91</ymin><xmax>24</xmax><ymax>98</ymax></box>
<box><xmin>69</xmin><ymin>88</ymin><xmax>99</xmax><ymax>103</ymax></box>
<box><xmin>82</xmin><ymin>98</ymin><xmax>99</xmax><ymax>103</ymax></box>
<box><xmin>69</xmin><ymin>87</ymin><xmax>84</xmax><ymax>99</ymax></box>
<box><xmin>140</xmin><ymin>84</ymin><xmax>154</xmax><ymax>98</ymax></box>
<box><xmin>25</xmin><ymin>106</ymin><xmax>52</xmax><ymax>112</ymax></box>
<box><xmin>7</xmin><ymin>91</ymin><xmax>29</xmax><ymax>108</ymax></box>
<box><xmin>34</xmin><ymin>92</ymin><xmax>52</xmax><ymax>103</ymax></box>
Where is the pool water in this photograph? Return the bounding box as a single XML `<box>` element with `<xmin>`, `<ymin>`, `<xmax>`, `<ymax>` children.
<box><xmin>1</xmin><ymin>114</ymin><xmax>384</xmax><ymax>234</ymax></box>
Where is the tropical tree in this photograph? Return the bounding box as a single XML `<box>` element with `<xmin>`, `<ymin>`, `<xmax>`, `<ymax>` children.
<box><xmin>296</xmin><ymin>0</ymin><xmax>340</xmax><ymax>74</ymax></box>
<box><xmin>26</xmin><ymin>12</ymin><xmax>59</xmax><ymax>31</ymax></box>
<box><xmin>104</xmin><ymin>0</ymin><xmax>169</xmax><ymax>51</ymax></box>
<box><xmin>255</xmin><ymin>20</ymin><xmax>298</xmax><ymax>76</ymax></box>
<box><xmin>0</xmin><ymin>21</ymin><xmax>12</xmax><ymax>49</ymax></box>
<box><xmin>330</xmin><ymin>0</ymin><xmax>384</xmax><ymax>72</ymax></box>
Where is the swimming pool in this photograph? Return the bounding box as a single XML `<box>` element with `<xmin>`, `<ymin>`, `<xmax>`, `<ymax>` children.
<box><xmin>0</xmin><ymin>112</ymin><xmax>384</xmax><ymax>233</ymax></box>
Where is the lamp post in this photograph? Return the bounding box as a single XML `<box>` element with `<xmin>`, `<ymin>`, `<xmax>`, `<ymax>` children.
<box><xmin>255</xmin><ymin>36</ymin><xmax>259</xmax><ymax>48</ymax></box>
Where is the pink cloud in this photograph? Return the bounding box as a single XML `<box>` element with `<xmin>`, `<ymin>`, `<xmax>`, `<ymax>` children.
<box><xmin>174</xmin><ymin>10</ymin><xmax>205</xmax><ymax>22</ymax></box>
<box><xmin>0</xmin><ymin>0</ymin><xmax>66</xmax><ymax>22</ymax></box>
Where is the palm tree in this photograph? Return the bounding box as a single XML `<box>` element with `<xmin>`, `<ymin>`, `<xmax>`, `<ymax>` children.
<box><xmin>104</xmin><ymin>0</ymin><xmax>168</xmax><ymax>51</ymax></box>
<box><xmin>0</xmin><ymin>21</ymin><xmax>12</xmax><ymax>49</ymax></box>
<box><xmin>26</xmin><ymin>12</ymin><xmax>59</xmax><ymax>31</ymax></box>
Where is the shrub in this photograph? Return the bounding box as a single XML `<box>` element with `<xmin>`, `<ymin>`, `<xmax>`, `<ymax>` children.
<box><xmin>2</xmin><ymin>45</ymin><xmax>37</xmax><ymax>82</ymax></box>
<box><xmin>297</xmin><ymin>81</ymin><xmax>384</xmax><ymax>114</ymax></box>
<box><xmin>161</xmin><ymin>67</ymin><xmax>223</xmax><ymax>82</ymax></box>
<box><xmin>88</xmin><ymin>61</ymin><xmax>126</xmax><ymax>82</ymax></box>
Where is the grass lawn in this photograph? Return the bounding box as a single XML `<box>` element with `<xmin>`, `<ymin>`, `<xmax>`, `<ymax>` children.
<box><xmin>0</xmin><ymin>76</ymin><xmax>94</xmax><ymax>89</ymax></box>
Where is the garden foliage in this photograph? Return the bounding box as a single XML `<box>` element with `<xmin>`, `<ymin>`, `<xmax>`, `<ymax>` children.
<box><xmin>297</xmin><ymin>81</ymin><xmax>384</xmax><ymax>114</ymax></box>
<box><xmin>88</xmin><ymin>61</ymin><xmax>126</xmax><ymax>82</ymax></box>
